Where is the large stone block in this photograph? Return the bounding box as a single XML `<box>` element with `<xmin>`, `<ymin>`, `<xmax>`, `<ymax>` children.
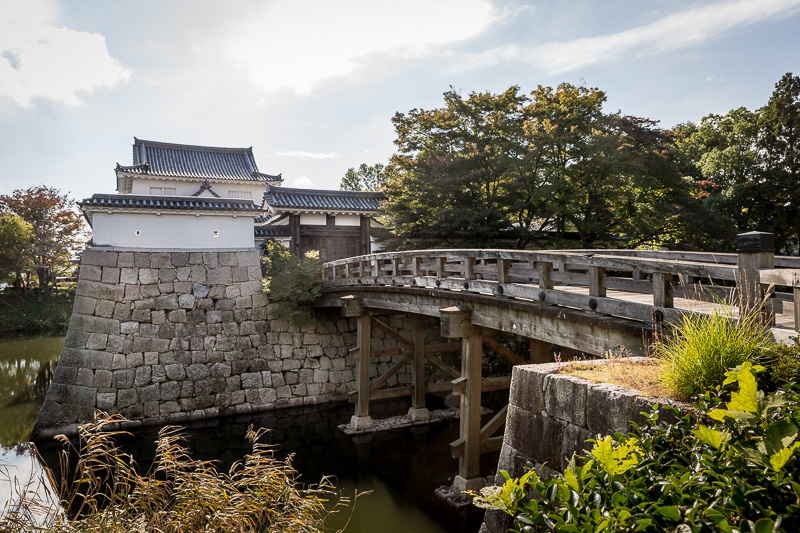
<box><xmin>504</xmin><ymin>403</ymin><xmax>565</xmax><ymax>468</ymax></box>
<box><xmin>118</xmin><ymin>252</ymin><xmax>134</xmax><ymax>268</ymax></box>
<box><xmin>508</xmin><ymin>364</ymin><xmax>550</xmax><ymax>412</ymax></box>
<box><xmin>587</xmin><ymin>383</ymin><xmax>641</xmax><ymax>435</ymax></box>
<box><xmin>77</xmin><ymin>280</ymin><xmax>124</xmax><ymax>302</ymax></box>
<box><xmin>207</xmin><ymin>267</ymin><xmax>232</xmax><ymax>285</ymax></box>
<box><xmin>72</xmin><ymin>295</ymin><xmax>97</xmax><ymax>316</ymax></box>
<box><xmin>171</xmin><ymin>252</ymin><xmax>189</xmax><ymax>267</ymax></box>
<box><xmin>101</xmin><ymin>267</ymin><xmax>120</xmax><ymax>284</ymax></box>
<box><xmin>69</xmin><ymin>313</ymin><xmax>120</xmax><ymax>336</ymax></box>
<box><xmin>82</xmin><ymin>249</ymin><xmax>118</xmax><ymax>268</ymax></box>
<box><xmin>155</xmin><ymin>294</ymin><xmax>179</xmax><ymax>310</ymax></box>
<box><xmin>560</xmin><ymin>423</ymin><xmax>596</xmax><ymax>471</ymax></box>
<box><xmin>138</xmin><ymin>268</ymin><xmax>159</xmax><ymax>284</ymax></box>
<box><xmin>150</xmin><ymin>253</ymin><xmax>172</xmax><ymax>269</ymax></box>
<box><xmin>545</xmin><ymin>374</ymin><xmax>590</xmax><ymax>427</ymax></box>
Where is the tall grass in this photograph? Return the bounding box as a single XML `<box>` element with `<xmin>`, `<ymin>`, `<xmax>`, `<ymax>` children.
<box><xmin>1</xmin><ymin>414</ymin><xmax>350</xmax><ymax>532</ymax></box>
<box><xmin>653</xmin><ymin>307</ymin><xmax>773</xmax><ymax>401</ymax></box>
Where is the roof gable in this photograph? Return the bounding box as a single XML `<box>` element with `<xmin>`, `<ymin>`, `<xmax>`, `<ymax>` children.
<box><xmin>116</xmin><ymin>138</ymin><xmax>282</xmax><ymax>183</ymax></box>
<box><xmin>264</xmin><ymin>185</ymin><xmax>384</xmax><ymax>214</ymax></box>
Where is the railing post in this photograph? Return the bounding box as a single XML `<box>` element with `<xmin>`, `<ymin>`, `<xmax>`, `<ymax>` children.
<box><xmin>538</xmin><ymin>261</ymin><xmax>553</xmax><ymax>290</ymax></box>
<box><xmin>737</xmin><ymin>231</ymin><xmax>775</xmax><ymax>322</ymax></box>
<box><xmin>589</xmin><ymin>266</ymin><xmax>606</xmax><ymax>298</ymax></box>
<box><xmin>653</xmin><ymin>273</ymin><xmax>674</xmax><ymax>308</ymax></box>
<box><xmin>437</xmin><ymin>256</ymin><xmax>446</xmax><ymax>279</ymax></box>
<box><xmin>497</xmin><ymin>259</ymin><xmax>509</xmax><ymax>284</ymax></box>
<box><xmin>392</xmin><ymin>257</ymin><xmax>400</xmax><ymax>277</ymax></box>
<box><xmin>412</xmin><ymin>257</ymin><xmax>422</xmax><ymax>277</ymax></box>
<box><xmin>464</xmin><ymin>257</ymin><xmax>475</xmax><ymax>281</ymax></box>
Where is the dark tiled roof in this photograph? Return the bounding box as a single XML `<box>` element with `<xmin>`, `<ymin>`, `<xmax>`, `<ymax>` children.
<box><xmin>115</xmin><ymin>138</ymin><xmax>282</xmax><ymax>183</ymax></box>
<box><xmin>254</xmin><ymin>225</ymin><xmax>291</xmax><ymax>238</ymax></box>
<box><xmin>80</xmin><ymin>194</ymin><xmax>261</xmax><ymax>213</ymax></box>
<box><xmin>264</xmin><ymin>185</ymin><xmax>384</xmax><ymax>213</ymax></box>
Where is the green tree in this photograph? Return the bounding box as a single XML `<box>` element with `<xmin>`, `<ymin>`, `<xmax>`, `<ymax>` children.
<box><xmin>340</xmin><ymin>163</ymin><xmax>387</xmax><ymax>191</ymax></box>
<box><xmin>382</xmin><ymin>84</ymin><xmax>728</xmax><ymax>250</ymax></box>
<box><xmin>759</xmin><ymin>72</ymin><xmax>800</xmax><ymax>253</ymax></box>
<box><xmin>0</xmin><ymin>186</ymin><xmax>88</xmax><ymax>294</ymax></box>
<box><xmin>0</xmin><ymin>212</ymin><xmax>34</xmax><ymax>292</ymax></box>
<box><xmin>674</xmin><ymin>108</ymin><xmax>761</xmax><ymax>237</ymax></box>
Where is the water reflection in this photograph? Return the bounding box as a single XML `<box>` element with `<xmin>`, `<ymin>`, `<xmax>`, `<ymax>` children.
<box><xmin>0</xmin><ymin>336</ymin><xmax>63</xmax><ymax>448</ymax></box>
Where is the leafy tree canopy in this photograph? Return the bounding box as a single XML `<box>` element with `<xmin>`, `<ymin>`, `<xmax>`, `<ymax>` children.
<box><xmin>676</xmin><ymin>71</ymin><xmax>800</xmax><ymax>254</ymax></box>
<box><xmin>0</xmin><ymin>212</ymin><xmax>34</xmax><ymax>287</ymax></box>
<box><xmin>381</xmin><ymin>84</ymin><xmax>732</xmax><ymax>250</ymax></box>
<box><xmin>339</xmin><ymin>163</ymin><xmax>387</xmax><ymax>191</ymax></box>
<box><xmin>0</xmin><ymin>186</ymin><xmax>88</xmax><ymax>293</ymax></box>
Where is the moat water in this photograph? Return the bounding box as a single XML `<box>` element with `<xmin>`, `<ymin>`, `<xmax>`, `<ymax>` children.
<box><xmin>0</xmin><ymin>335</ymin><xmax>488</xmax><ymax>532</ymax></box>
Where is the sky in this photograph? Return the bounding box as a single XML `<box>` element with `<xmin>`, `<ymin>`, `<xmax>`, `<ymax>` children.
<box><xmin>0</xmin><ymin>0</ymin><xmax>798</xmax><ymax>203</ymax></box>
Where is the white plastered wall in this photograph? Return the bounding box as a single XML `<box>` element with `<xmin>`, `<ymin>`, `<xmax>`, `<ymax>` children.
<box><xmin>334</xmin><ymin>215</ymin><xmax>360</xmax><ymax>226</ymax></box>
<box><xmin>91</xmin><ymin>212</ymin><xmax>255</xmax><ymax>249</ymax></box>
<box><xmin>129</xmin><ymin>177</ymin><xmax>264</xmax><ymax>199</ymax></box>
<box><xmin>299</xmin><ymin>213</ymin><xmax>327</xmax><ymax>225</ymax></box>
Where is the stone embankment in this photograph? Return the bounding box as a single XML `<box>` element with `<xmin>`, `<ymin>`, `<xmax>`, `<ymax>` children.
<box><xmin>481</xmin><ymin>359</ymin><xmax>689</xmax><ymax>533</ymax></box>
<box><xmin>33</xmin><ymin>248</ymin><xmax>413</xmax><ymax>438</ymax></box>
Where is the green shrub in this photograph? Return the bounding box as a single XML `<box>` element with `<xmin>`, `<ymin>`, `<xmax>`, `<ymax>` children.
<box><xmin>0</xmin><ymin>289</ymin><xmax>75</xmax><ymax>335</ymax></box>
<box><xmin>653</xmin><ymin>308</ymin><xmax>773</xmax><ymax>400</ymax></box>
<box><xmin>1</xmin><ymin>414</ymin><xmax>348</xmax><ymax>532</ymax></box>
<box><xmin>473</xmin><ymin>363</ymin><xmax>800</xmax><ymax>532</ymax></box>
<box><xmin>261</xmin><ymin>241</ymin><xmax>322</xmax><ymax>327</ymax></box>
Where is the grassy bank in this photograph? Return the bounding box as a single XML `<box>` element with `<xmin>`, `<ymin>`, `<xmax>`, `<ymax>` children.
<box><xmin>0</xmin><ymin>290</ymin><xmax>74</xmax><ymax>336</ymax></box>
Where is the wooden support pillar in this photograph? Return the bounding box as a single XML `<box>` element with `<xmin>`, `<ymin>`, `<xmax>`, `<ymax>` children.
<box><xmin>455</xmin><ymin>331</ymin><xmax>483</xmax><ymax>491</ymax></box>
<box><xmin>737</xmin><ymin>232</ymin><xmax>775</xmax><ymax>323</ymax></box>
<box><xmin>529</xmin><ymin>338</ymin><xmax>551</xmax><ymax>363</ymax></box>
<box><xmin>440</xmin><ymin>306</ymin><xmax>484</xmax><ymax>492</ymax></box>
<box><xmin>408</xmin><ymin>315</ymin><xmax>429</xmax><ymax>421</ymax></box>
<box><xmin>351</xmin><ymin>313</ymin><xmax>373</xmax><ymax>430</ymax></box>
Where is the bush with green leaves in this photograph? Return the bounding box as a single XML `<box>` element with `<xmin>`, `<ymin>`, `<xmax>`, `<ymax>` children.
<box><xmin>261</xmin><ymin>240</ymin><xmax>322</xmax><ymax>327</ymax></box>
<box><xmin>474</xmin><ymin>363</ymin><xmax>800</xmax><ymax>532</ymax></box>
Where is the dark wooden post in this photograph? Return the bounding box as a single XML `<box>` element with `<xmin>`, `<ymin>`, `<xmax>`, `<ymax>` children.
<box><xmin>408</xmin><ymin>315</ymin><xmax>429</xmax><ymax>421</ymax></box>
<box><xmin>342</xmin><ymin>296</ymin><xmax>373</xmax><ymax>430</ymax></box>
<box><xmin>529</xmin><ymin>338</ymin><xmax>551</xmax><ymax>363</ymax></box>
<box><xmin>440</xmin><ymin>306</ymin><xmax>484</xmax><ymax>492</ymax></box>
<box><xmin>737</xmin><ymin>232</ymin><xmax>775</xmax><ymax>323</ymax></box>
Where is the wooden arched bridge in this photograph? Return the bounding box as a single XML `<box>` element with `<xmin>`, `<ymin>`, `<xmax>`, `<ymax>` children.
<box><xmin>320</xmin><ymin>233</ymin><xmax>800</xmax><ymax>490</ymax></box>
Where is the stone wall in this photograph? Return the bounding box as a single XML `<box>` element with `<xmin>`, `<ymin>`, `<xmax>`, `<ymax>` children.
<box><xmin>481</xmin><ymin>359</ymin><xmax>688</xmax><ymax>533</ymax></box>
<box><xmin>33</xmin><ymin>247</ymin><xmax>414</xmax><ymax>439</ymax></box>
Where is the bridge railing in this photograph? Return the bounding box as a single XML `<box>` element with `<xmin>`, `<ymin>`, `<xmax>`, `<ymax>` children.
<box><xmin>322</xmin><ymin>247</ymin><xmax>800</xmax><ymax>332</ymax></box>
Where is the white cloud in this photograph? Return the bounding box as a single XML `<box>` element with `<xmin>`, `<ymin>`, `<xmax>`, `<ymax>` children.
<box><xmin>290</xmin><ymin>176</ymin><xmax>315</xmax><ymax>188</ymax></box>
<box><xmin>228</xmin><ymin>0</ymin><xmax>495</xmax><ymax>95</ymax></box>
<box><xmin>459</xmin><ymin>0</ymin><xmax>800</xmax><ymax>75</ymax></box>
<box><xmin>0</xmin><ymin>1</ymin><xmax>131</xmax><ymax>106</ymax></box>
<box><xmin>271</xmin><ymin>151</ymin><xmax>340</xmax><ymax>159</ymax></box>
